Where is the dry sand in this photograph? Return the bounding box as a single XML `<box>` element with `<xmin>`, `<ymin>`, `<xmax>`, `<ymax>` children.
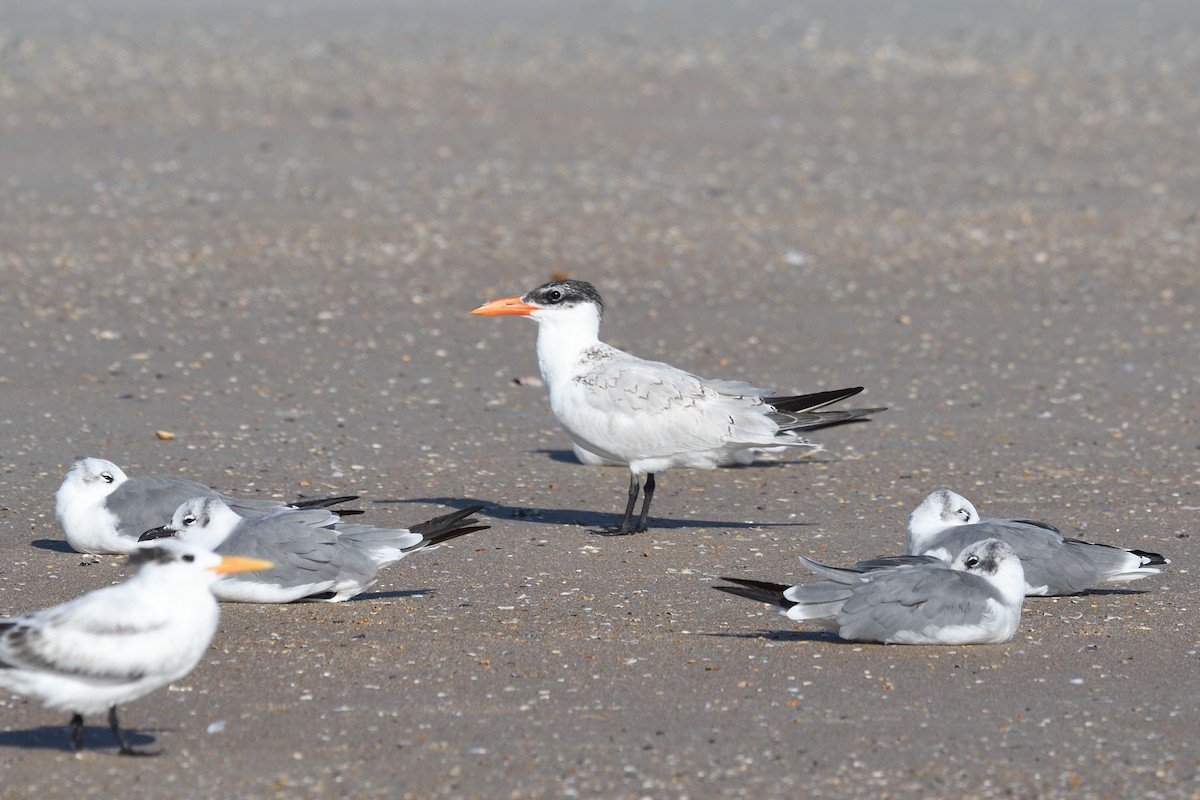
<box><xmin>0</xmin><ymin>1</ymin><xmax>1196</xmax><ymax>797</ymax></box>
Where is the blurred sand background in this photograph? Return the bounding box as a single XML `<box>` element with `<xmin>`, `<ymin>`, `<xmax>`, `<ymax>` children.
<box><xmin>0</xmin><ymin>1</ymin><xmax>1197</xmax><ymax>797</ymax></box>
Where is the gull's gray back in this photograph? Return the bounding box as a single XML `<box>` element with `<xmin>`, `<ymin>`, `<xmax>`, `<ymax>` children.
<box><xmin>214</xmin><ymin>508</ymin><xmax>375</xmax><ymax>587</ymax></box>
<box><xmin>107</xmin><ymin>477</ymin><xmax>300</xmax><ymax>539</ymax></box>
<box><xmin>835</xmin><ymin>566</ymin><xmax>1003</xmax><ymax>643</ymax></box>
<box><xmin>106</xmin><ymin>477</ymin><xmax>219</xmax><ymax>538</ymax></box>
<box><xmin>921</xmin><ymin>518</ymin><xmax>1131</xmax><ymax>595</ymax></box>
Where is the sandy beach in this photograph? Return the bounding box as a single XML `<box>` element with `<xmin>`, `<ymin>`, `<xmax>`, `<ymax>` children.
<box><xmin>0</xmin><ymin>1</ymin><xmax>1196</xmax><ymax>797</ymax></box>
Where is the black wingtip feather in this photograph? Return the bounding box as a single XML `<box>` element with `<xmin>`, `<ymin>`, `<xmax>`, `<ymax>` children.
<box><xmin>1011</xmin><ymin>518</ymin><xmax>1063</xmax><ymax>534</ymax></box>
<box><xmin>1130</xmin><ymin>549</ymin><xmax>1169</xmax><ymax>566</ymax></box>
<box><xmin>408</xmin><ymin>505</ymin><xmax>489</xmax><ymax>548</ymax></box>
<box><xmin>409</xmin><ymin>505</ymin><xmax>485</xmax><ymax>533</ymax></box>
<box><xmin>293</xmin><ymin>495</ymin><xmax>361</xmax><ymax>510</ymax></box>
<box><xmin>853</xmin><ymin>554</ymin><xmax>940</xmax><ymax>571</ymax></box>
<box><xmin>713</xmin><ymin>577</ymin><xmax>797</xmax><ymax>609</ymax></box>
<box><xmin>422</xmin><ymin>525</ymin><xmax>490</xmax><ymax>548</ymax></box>
<box><xmin>766</xmin><ymin>387</ymin><xmax>864</xmax><ymax>413</ymax></box>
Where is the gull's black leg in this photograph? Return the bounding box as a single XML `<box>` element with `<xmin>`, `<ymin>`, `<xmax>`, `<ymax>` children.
<box><xmin>634</xmin><ymin>473</ymin><xmax>655</xmax><ymax>533</ymax></box>
<box><xmin>109</xmin><ymin>706</ymin><xmax>159</xmax><ymax>757</ymax></box>
<box><xmin>595</xmin><ymin>473</ymin><xmax>641</xmax><ymax>536</ymax></box>
<box><xmin>68</xmin><ymin>713</ymin><xmax>85</xmax><ymax>751</ymax></box>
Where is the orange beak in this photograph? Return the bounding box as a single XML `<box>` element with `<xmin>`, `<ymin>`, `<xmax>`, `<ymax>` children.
<box><xmin>470</xmin><ymin>295</ymin><xmax>538</xmax><ymax>316</ymax></box>
<box><xmin>210</xmin><ymin>555</ymin><xmax>274</xmax><ymax>575</ymax></box>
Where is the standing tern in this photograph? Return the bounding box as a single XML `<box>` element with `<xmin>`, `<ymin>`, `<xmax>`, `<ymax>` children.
<box><xmin>140</xmin><ymin>497</ymin><xmax>488</xmax><ymax>603</ymax></box>
<box><xmin>56</xmin><ymin>457</ymin><xmax>359</xmax><ymax>555</ymax></box>
<box><xmin>471</xmin><ymin>279</ymin><xmax>885</xmax><ymax>535</ymax></box>
<box><xmin>715</xmin><ymin>538</ymin><xmax>1025</xmax><ymax>644</ymax></box>
<box><xmin>901</xmin><ymin>489</ymin><xmax>1169</xmax><ymax>596</ymax></box>
<box><xmin>0</xmin><ymin>540</ymin><xmax>271</xmax><ymax>754</ymax></box>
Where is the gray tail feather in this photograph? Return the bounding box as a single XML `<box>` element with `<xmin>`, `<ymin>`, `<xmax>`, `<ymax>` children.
<box><xmin>408</xmin><ymin>505</ymin><xmax>489</xmax><ymax>550</ymax></box>
<box><xmin>798</xmin><ymin>555</ymin><xmax>871</xmax><ymax>583</ymax></box>
<box><xmin>714</xmin><ymin>577</ymin><xmax>797</xmax><ymax>610</ymax></box>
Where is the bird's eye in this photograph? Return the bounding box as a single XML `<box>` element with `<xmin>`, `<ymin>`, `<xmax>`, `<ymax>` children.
<box><xmin>183</xmin><ymin>515</ymin><xmax>196</xmax><ymax>526</ymax></box>
<box><xmin>182</xmin><ymin>554</ymin><xmax>195</xmax><ymax>563</ymax></box>
<box><xmin>955</xmin><ymin>508</ymin><xmax>971</xmax><ymax>521</ymax></box>
<box><xmin>965</xmin><ymin>555</ymin><xmax>980</xmax><ymax>568</ymax></box>
<box><xmin>547</xmin><ymin>289</ymin><xmax>563</xmax><ymax>302</ymax></box>
<box><xmin>101</xmin><ymin>472</ymin><xmax>114</xmax><ymax>484</ymax></box>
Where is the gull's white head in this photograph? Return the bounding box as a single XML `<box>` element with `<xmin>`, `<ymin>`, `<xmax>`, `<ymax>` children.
<box><xmin>141</xmin><ymin>496</ymin><xmax>243</xmax><ymax>551</ymax></box>
<box><xmin>950</xmin><ymin>538</ymin><xmax>1025</xmax><ymax>607</ymax></box>
<box><xmin>57</xmin><ymin>457</ymin><xmax>129</xmax><ymax>505</ymax></box>
<box><xmin>907</xmin><ymin>489</ymin><xmax>979</xmax><ymax>552</ymax></box>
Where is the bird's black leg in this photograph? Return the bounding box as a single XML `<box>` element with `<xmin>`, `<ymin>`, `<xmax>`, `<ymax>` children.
<box><xmin>68</xmin><ymin>713</ymin><xmax>85</xmax><ymax>751</ymax></box>
<box><xmin>109</xmin><ymin>706</ymin><xmax>159</xmax><ymax>757</ymax></box>
<box><xmin>595</xmin><ymin>473</ymin><xmax>641</xmax><ymax>536</ymax></box>
<box><xmin>634</xmin><ymin>473</ymin><xmax>655</xmax><ymax>533</ymax></box>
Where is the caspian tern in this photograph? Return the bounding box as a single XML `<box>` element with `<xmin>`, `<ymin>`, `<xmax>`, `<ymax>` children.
<box><xmin>0</xmin><ymin>540</ymin><xmax>271</xmax><ymax>754</ymax></box>
<box><xmin>139</xmin><ymin>497</ymin><xmax>488</xmax><ymax>603</ymax></box>
<box><xmin>892</xmin><ymin>489</ymin><xmax>1169</xmax><ymax>596</ymax></box>
<box><xmin>715</xmin><ymin>538</ymin><xmax>1025</xmax><ymax>644</ymax></box>
<box><xmin>56</xmin><ymin>457</ymin><xmax>359</xmax><ymax>555</ymax></box>
<box><xmin>471</xmin><ymin>279</ymin><xmax>885</xmax><ymax>535</ymax></box>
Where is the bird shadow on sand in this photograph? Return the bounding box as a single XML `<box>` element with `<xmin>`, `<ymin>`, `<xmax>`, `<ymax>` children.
<box><xmin>372</xmin><ymin>497</ymin><xmax>815</xmax><ymax>533</ymax></box>
<box><xmin>29</xmin><ymin>539</ymin><xmax>76</xmax><ymax>553</ymax></box>
<box><xmin>352</xmin><ymin>588</ymin><xmax>436</xmax><ymax>602</ymax></box>
<box><xmin>0</xmin><ymin>724</ymin><xmax>156</xmax><ymax>752</ymax></box>
<box><xmin>535</xmin><ymin>449</ymin><xmax>594</xmax><ymax>465</ymax></box>
<box><xmin>1031</xmin><ymin>587</ymin><xmax>1152</xmax><ymax>598</ymax></box>
<box><xmin>705</xmin><ymin>629</ymin><xmax>841</xmax><ymax>643</ymax></box>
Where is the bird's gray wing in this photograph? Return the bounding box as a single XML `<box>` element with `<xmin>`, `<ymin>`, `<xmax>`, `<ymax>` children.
<box><xmin>834</xmin><ymin>567</ymin><xmax>1001</xmax><ymax>643</ymax></box>
<box><xmin>0</xmin><ymin>619</ymin><xmax>117</xmax><ymax>680</ymax></box>
<box><xmin>0</xmin><ymin>599</ymin><xmax>170</xmax><ymax>681</ymax></box>
<box><xmin>215</xmin><ymin>513</ymin><xmax>350</xmax><ymax>586</ymax></box>
<box><xmin>105</xmin><ymin>478</ymin><xmax>217</xmax><ymax>538</ymax></box>
<box><xmin>854</xmin><ymin>554</ymin><xmax>944</xmax><ymax>571</ymax></box>
<box><xmin>925</xmin><ymin>520</ymin><xmax>1091</xmax><ymax>593</ymax></box>
<box><xmin>927</xmin><ymin>519</ymin><xmax>1065</xmax><ymax>561</ymax></box>
<box><xmin>221</xmin><ymin>493</ymin><xmax>359</xmax><ymax>517</ymax></box>
<box><xmin>797</xmin><ymin>556</ymin><xmax>873</xmax><ymax>584</ymax></box>
<box><xmin>221</xmin><ymin>495</ymin><xmax>292</xmax><ymax>516</ymax></box>
<box><xmin>1035</xmin><ymin>537</ymin><xmax>1163</xmax><ymax>594</ymax></box>
<box><xmin>999</xmin><ymin>517</ymin><xmax>1063</xmax><ymax>535</ymax></box>
<box><xmin>574</xmin><ymin>354</ymin><xmax>781</xmax><ymax>453</ymax></box>
<box><xmin>0</xmin><ymin>618</ymin><xmax>84</xmax><ymax>675</ymax></box>
<box><xmin>253</xmin><ymin>506</ymin><xmax>342</xmax><ymax>529</ymax></box>
<box><xmin>332</xmin><ymin>524</ymin><xmax>424</xmax><ymax>552</ymax></box>
<box><xmin>326</xmin><ymin>513</ymin><xmax>489</xmax><ymax>573</ymax></box>
<box><xmin>107</xmin><ymin>477</ymin><xmax>352</xmax><ymax>537</ymax></box>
